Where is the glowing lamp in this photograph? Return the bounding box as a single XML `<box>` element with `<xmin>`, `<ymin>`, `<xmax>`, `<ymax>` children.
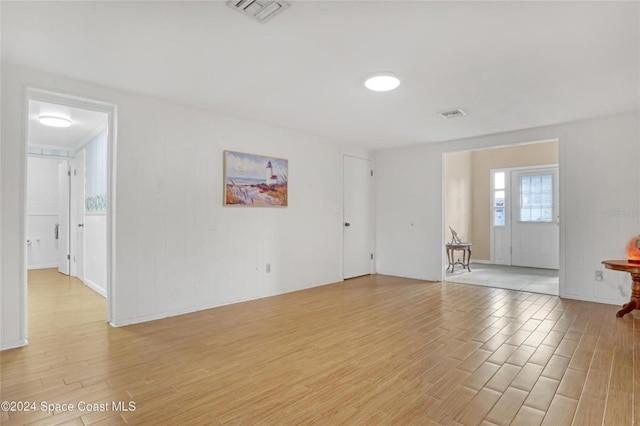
<box><xmin>627</xmin><ymin>234</ymin><xmax>640</xmax><ymax>264</ymax></box>
<box><xmin>364</xmin><ymin>73</ymin><xmax>401</xmax><ymax>92</ymax></box>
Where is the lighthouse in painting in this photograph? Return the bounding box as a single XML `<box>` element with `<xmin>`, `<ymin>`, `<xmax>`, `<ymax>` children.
<box><xmin>266</xmin><ymin>160</ymin><xmax>278</xmax><ymax>185</ymax></box>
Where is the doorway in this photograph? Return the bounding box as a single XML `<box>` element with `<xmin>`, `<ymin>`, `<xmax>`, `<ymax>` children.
<box><xmin>25</xmin><ymin>89</ymin><xmax>115</xmax><ymax>325</ymax></box>
<box><xmin>343</xmin><ymin>155</ymin><xmax>374</xmax><ymax>279</ymax></box>
<box><xmin>443</xmin><ymin>140</ymin><xmax>560</xmax><ymax>295</ymax></box>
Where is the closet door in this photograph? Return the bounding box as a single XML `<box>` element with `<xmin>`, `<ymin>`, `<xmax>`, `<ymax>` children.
<box><xmin>343</xmin><ymin>156</ymin><xmax>374</xmax><ymax>279</ymax></box>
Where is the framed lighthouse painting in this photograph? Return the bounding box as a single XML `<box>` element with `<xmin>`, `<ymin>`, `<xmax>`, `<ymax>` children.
<box><xmin>223</xmin><ymin>150</ymin><xmax>288</xmax><ymax>207</ymax></box>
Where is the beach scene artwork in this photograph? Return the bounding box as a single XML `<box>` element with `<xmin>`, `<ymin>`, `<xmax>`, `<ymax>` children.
<box><xmin>224</xmin><ymin>151</ymin><xmax>288</xmax><ymax>207</ymax></box>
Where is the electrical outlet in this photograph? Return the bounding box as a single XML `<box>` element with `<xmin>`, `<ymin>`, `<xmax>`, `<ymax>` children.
<box><xmin>595</xmin><ymin>270</ymin><xmax>603</xmax><ymax>281</ymax></box>
<box><xmin>266</xmin><ymin>263</ymin><xmax>271</xmax><ymax>273</ymax></box>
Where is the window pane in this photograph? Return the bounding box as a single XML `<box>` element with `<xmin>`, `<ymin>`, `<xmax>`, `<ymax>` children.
<box><xmin>519</xmin><ymin>174</ymin><xmax>553</xmax><ymax>222</ymax></box>
<box><xmin>530</xmin><ymin>193</ymin><xmax>540</xmax><ymax>205</ymax></box>
<box><xmin>494</xmin><ymin>208</ymin><xmax>505</xmax><ymax>226</ymax></box>
<box><xmin>531</xmin><ymin>176</ymin><xmax>541</xmax><ymax>192</ymax></box>
<box><xmin>494</xmin><ymin>172</ymin><xmax>505</xmax><ymax>190</ymax></box>
<box><xmin>494</xmin><ymin>190</ymin><xmax>505</xmax><ymax>207</ymax></box>
<box><xmin>532</xmin><ymin>206</ymin><xmax>542</xmax><ymax>221</ymax></box>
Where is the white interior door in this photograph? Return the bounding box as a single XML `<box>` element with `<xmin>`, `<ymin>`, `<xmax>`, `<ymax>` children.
<box><xmin>57</xmin><ymin>161</ymin><xmax>70</xmax><ymax>275</ymax></box>
<box><xmin>70</xmin><ymin>151</ymin><xmax>85</xmax><ymax>279</ymax></box>
<box><xmin>511</xmin><ymin>167</ymin><xmax>559</xmax><ymax>269</ymax></box>
<box><xmin>343</xmin><ymin>156</ymin><xmax>373</xmax><ymax>279</ymax></box>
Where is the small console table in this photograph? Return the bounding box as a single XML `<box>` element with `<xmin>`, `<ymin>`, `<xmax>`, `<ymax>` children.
<box><xmin>446</xmin><ymin>243</ymin><xmax>472</xmax><ymax>273</ymax></box>
<box><xmin>602</xmin><ymin>260</ymin><xmax>640</xmax><ymax>317</ymax></box>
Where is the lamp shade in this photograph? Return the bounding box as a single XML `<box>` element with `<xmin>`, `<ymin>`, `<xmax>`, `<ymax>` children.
<box><xmin>627</xmin><ymin>234</ymin><xmax>640</xmax><ymax>264</ymax></box>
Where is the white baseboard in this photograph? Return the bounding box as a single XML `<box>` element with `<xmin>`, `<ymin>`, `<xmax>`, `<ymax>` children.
<box><xmin>376</xmin><ymin>269</ymin><xmax>438</xmax><ymax>282</ymax></box>
<box><xmin>111</xmin><ymin>294</ymin><xmax>277</xmax><ymax>327</ymax></box>
<box><xmin>560</xmin><ymin>292</ymin><xmax>624</xmax><ymax>307</ymax></box>
<box><xmin>470</xmin><ymin>259</ymin><xmax>493</xmax><ymax>265</ymax></box>
<box><xmin>82</xmin><ymin>278</ymin><xmax>106</xmax><ymax>297</ymax></box>
<box><xmin>1</xmin><ymin>338</ymin><xmax>28</xmax><ymax>351</ymax></box>
<box><xmin>110</xmin><ymin>277</ymin><xmax>344</xmax><ymax>327</ymax></box>
<box><xmin>28</xmin><ymin>263</ymin><xmax>58</xmax><ymax>270</ymax></box>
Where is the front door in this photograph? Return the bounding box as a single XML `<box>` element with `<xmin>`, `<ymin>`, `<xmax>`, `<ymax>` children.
<box><xmin>511</xmin><ymin>167</ymin><xmax>559</xmax><ymax>269</ymax></box>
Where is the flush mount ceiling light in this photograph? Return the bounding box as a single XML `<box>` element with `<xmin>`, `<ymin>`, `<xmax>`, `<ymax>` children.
<box><xmin>39</xmin><ymin>115</ymin><xmax>72</xmax><ymax>128</ymax></box>
<box><xmin>364</xmin><ymin>73</ymin><xmax>401</xmax><ymax>92</ymax></box>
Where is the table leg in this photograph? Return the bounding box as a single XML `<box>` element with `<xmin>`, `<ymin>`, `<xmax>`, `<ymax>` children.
<box><xmin>617</xmin><ymin>301</ymin><xmax>636</xmax><ymax>318</ymax></box>
<box><xmin>617</xmin><ymin>272</ymin><xmax>640</xmax><ymax>318</ymax></box>
<box><xmin>466</xmin><ymin>248</ymin><xmax>471</xmax><ymax>272</ymax></box>
<box><xmin>461</xmin><ymin>249</ymin><xmax>466</xmax><ymax>271</ymax></box>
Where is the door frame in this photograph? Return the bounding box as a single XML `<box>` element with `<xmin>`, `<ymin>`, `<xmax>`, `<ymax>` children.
<box><xmin>24</xmin><ymin>88</ymin><xmax>117</xmax><ymax>326</ymax></box>
<box><xmin>342</xmin><ymin>154</ymin><xmax>375</xmax><ymax>280</ymax></box>
<box><xmin>442</xmin><ymin>138</ymin><xmax>563</xmax><ymax>296</ymax></box>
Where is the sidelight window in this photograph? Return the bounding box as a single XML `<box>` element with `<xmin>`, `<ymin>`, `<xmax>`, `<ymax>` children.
<box><xmin>493</xmin><ymin>171</ymin><xmax>506</xmax><ymax>226</ymax></box>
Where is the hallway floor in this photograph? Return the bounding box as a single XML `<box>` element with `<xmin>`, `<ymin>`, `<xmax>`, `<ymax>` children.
<box><xmin>26</xmin><ymin>268</ymin><xmax>106</xmax><ymax>337</ymax></box>
<box><xmin>446</xmin><ymin>263</ymin><xmax>559</xmax><ymax>296</ymax></box>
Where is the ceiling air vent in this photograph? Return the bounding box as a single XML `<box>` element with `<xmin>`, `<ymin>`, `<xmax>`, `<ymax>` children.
<box><xmin>439</xmin><ymin>108</ymin><xmax>466</xmax><ymax>119</ymax></box>
<box><xmin>227</xmin><ymin>0</ymin><xmax>290</xmax><ymax>23</ymax></box>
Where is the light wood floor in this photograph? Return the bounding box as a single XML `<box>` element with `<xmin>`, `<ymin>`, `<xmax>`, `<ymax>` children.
<box><xmin>0</xmin><ymin>269</ymin><xmax>637</xmax><ymax>425</ymax></box>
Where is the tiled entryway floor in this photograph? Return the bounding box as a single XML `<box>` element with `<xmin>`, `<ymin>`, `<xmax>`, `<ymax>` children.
<box><xmin>446</xmin><ymin>263</ymin><xmax>559</xmax><ymax>296</ymax></box>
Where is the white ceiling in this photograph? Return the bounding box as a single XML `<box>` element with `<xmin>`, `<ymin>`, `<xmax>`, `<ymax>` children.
<box><xmin>28</xmin><ymin>100</ymin><xmax>108</xmax><ymax>151</ymax></box>
<box><xmin>3</xmin><ymin>1</ymin><xmax>639</xmax><ymax>150</ymax></box>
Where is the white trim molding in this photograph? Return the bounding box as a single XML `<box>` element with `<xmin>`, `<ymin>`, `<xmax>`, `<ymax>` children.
<box><xmin>82</xmin><ymin>278</ymin><xmax>107</xmax><ymax>298</ymax></box>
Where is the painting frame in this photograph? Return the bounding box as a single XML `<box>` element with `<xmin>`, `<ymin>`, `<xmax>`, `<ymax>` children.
<box><xmin>223</xmin><ymin>150</ymin><xmax>289</xmax><ymax>207</ymax></box>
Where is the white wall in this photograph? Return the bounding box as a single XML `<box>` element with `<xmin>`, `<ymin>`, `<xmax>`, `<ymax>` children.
<box><xmin>376</xmin><ymin>112</ymin><xmax>639</xmax><ymax>306</ymax></box>
<box><xmin>26</xmin><ymin>156</ymin><xmax>61</xmax><ymax>269</ymax></box>
<box><xmin>83</xmin><ymin>213</ymin><xmax>106</xmax><ymax>296</ymax></box>
<box><xmin>81</xmin><ymin>135</ymin><xmax>108</xmax><ymax>297</ymax></box>
<box><xmin>0</xmin><ymin>64</ymin><xmax>371</xmax><ymax>349</ymax></box>
<box><xmin>444</xmin><ymin>151</ymin><xmax>472</xmax><ymax>247</ymax></box>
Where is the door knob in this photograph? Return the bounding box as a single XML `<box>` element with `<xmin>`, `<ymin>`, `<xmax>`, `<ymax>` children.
<box><xmin>77</xmin><ymin>223</ymin><xmax>84</xmax><ymax>228</ymax></box>
<box><xmin>344</xmin><ymin>222</ymin><xmax>350</xmax><ymax>227</ymax></box>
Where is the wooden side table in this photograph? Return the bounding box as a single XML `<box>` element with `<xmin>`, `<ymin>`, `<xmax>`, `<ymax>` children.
<box><xmin>446</xmin><ymin>243</ymin><xmax>472</xmax><ymax>272</ymax></box>
<box><xmin>602</xmin><ymin>260</ymin><xmax>640</xmax><ymax>317</ymax></box>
